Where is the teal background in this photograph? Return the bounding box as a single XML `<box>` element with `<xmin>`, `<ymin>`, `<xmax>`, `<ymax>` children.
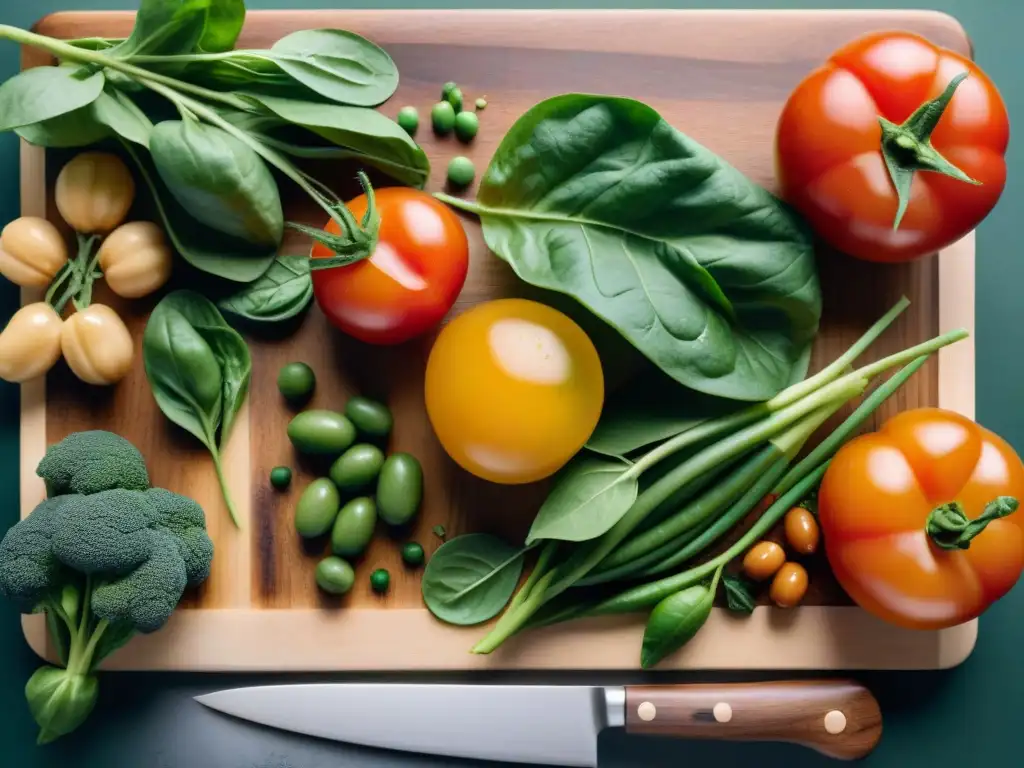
<box><xmin>0</xmin><ymin>1</ymin><xmax>1020</xmax><ymax>765</ymax></box>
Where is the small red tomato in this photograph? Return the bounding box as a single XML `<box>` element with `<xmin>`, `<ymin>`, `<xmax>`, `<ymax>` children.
<box><xmin>311</xmin><ymin>187</ymin><xmax>469</xmax><ymax>345</ymax></box>
<box><xmin>775</xmin><ymin>31</ymin><xmax>1008</xmax><ymax>263</ymax></box>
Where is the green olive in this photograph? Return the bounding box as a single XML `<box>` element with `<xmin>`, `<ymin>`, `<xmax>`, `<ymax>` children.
<box><xmin>446</xmin><ymin>156</ymin><xmax>475</xmax><ymax>188</ymax></box>
<box><xmin>345</xmin><ymin>396</ymin><xmax>393</xmax><ymax>439</ymax></box>
<box><xmin>331</xmin><ymin>496</ymin><xmax>378</xmax><ymax>558</ymax></box>
<box><xmin>401</xmin><ymin>541</ymin><xmax>425</xmax><ymax>567</ymax></box>
<box><xmin>431</xmin><ymin>101</ymin><xmax>456</xmax><ymax>135</ymax></box>
<box><xmin>269</xmin><ymin>466</ymin><xmax>292</xmax><ymax>490</ymax></box>
<box><xmin>329</xmin><ymin>443</ymin><xmax>385</xmax><ymax>493</ymax></box>
<box><xmin>294</xmin><ymin>478</ymin><xmax>341</xmax><ymax>538</ymax></box>
<box><xmin>287</xmin><ymin>410</ymin><xmax>356</xmax><ymax>456</ymax></box>
<box><xmin>370</xmin><ymin>568</ymin><xmax>390</xmax><ymax>593</ymax></box>
<box><xmin>446</xmin><ymin>86</ymin><xmax>464</xmax><ymax>113</ymax></box>
<box><xmin>377</xmin><ymin>453</ymin><xmax>423</xmax><ymax>526</ymax></box>
<box><xmin>454</xmin><ymin>111</ymin><xmax>479</xmax><ymax>143</ymax></box>
<box><xmin>441</xmin><ymin>81</ymin><xmax>457</xmax><ymax>100</ymax></box>
<box><xmin>277</xmin><ymin>362</ymin><xmax>316</xmax><ymax>402</ymax></box>
<box><xmin>316</xmin><ymin>556</ymin><xmax>355</xmax><ymax>595</ymax></box>
<box><xmin>396</xmin><ymin>105</ymin><xmax>419</xmax><ymax>135</ymax></box>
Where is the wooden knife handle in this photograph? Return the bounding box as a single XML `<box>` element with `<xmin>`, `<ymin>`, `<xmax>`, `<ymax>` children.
<box><xmin>624</xmin><ymin>679</ymin><xmax>881</xmax><ymax>760</ymax></box>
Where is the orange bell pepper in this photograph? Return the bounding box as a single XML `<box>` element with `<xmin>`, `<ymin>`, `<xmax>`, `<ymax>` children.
<box><xmin>818</xmin><ymin>407</ymin><xmax>1024</xmax><ymax>630</ymax></box>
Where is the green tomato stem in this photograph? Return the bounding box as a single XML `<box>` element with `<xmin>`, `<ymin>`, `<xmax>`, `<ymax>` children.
<box><xmin>926</xmin><ymin>496</ymin><xmax>1019</xmax><ymax>550</ymax></box>
<box><xmin>0</xmin><ymin>25</ymin><xmax>253</xmax><ymax>112</ymax></box>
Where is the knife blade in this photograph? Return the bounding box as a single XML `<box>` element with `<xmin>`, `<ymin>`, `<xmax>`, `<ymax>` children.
<box><xmin>195</xmin><ymin>679</ymin><xmax>881</xmax><ymax>764</ymax></box>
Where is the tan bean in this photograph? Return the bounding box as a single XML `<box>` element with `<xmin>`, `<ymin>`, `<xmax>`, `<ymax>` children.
<box><xmin>784</xmin><ymin>506</ymin><xmax>820</xmax><ymax>555</ymax></box>
<box><xmin>770</xmin><ymin>562</ymin><xmax>809</xmax><ymax>608</ymax></box>
<box><xmin>60</xmin><ymin>304</ymin><xmax>134</xmax><ymax>385</ymax></box>
<box><xmin>0</xmin><ymin>302</ymin><xmax>63</xmax><ymax>382</ymax></box>
<box><xmin>742</xmin><ymin>540</ymin><xmax>786</xmax><ymax>581</ymax></box>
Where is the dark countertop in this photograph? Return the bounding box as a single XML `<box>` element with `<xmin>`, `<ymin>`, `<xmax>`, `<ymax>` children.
<box><xmin>1</xmin><ymin>1</ymin><xmax>1021</xmax><ymax>765</ymax></box>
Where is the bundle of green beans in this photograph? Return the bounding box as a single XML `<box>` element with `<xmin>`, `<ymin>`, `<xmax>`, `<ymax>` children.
<box><xmin>469</xmin><ymin>297</ymin><xmax>967</xmax><ymax>663</ymax></box>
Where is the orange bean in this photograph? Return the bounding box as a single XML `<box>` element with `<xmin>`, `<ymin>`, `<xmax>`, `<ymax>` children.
<box><xmin>784</xmin><ymin>507</ymin><xmax>820</xmax><ymax>555</ymax></box>
<box><xmin>742</xmin><ymin>541</ymin><xmax>786</xmax><ymax>581</ymax></box>
<box><xmin>770</xmin><ymin>562</ymin><xmax>809</xmax><ymax>608</ymax></box>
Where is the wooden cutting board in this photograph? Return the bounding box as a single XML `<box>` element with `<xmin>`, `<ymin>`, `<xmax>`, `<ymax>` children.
<box><xmin>18</xmin><ymin>9</ymin><xmax>978</xmax><ymax>670</ymax></box>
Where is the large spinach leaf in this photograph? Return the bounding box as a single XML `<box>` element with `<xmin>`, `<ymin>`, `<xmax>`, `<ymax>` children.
<box><xmin>122</xmin><ymin>140</ymin><xmax>277</xmax><ymax>282</ymax></box>
<box><xmin>15</xmin><ymin>88</ymin><xmax>151</xmax><ymax>149</ymax></box>
<box><xmin>246</xmin><ymin>95</ymin><xmax>430</xmax><ymax>188</ymax></box>
<box><xmin>421</xmin><ymin>534</ymin><xmax>526</xmax><ymax>626</ymax></box>
<box><xmin>440</xmin><ymin>94</ymin><xmax>821</xmax><ymax>403</ymax></box>
<box><xmin>0</xmin><ymin>65</ymin><xmax>104</xmax><ymax>132</ymax></box>
<box><xmin>640</xmin><ymin>580</ymin><xmax>715</xmax><ymax>669</ymax></box>
<box><xmin>111</xmin><ymin>0</ymin><xmax>213</xmax><ymax>57</ymax></box>
<box><xmin>197</xmin><ymin>0</ymin><xmax>245</xmax><ymax>53</ymax></box>
<box><xmin>217</xmin><ymin>255</ymin><xmax>312</xmax><ymax>324</ymax></box>
<box><xmin>150</xmin><ymin>118</ymin><xmax>283</xmax><ymax>248</ymax></box>
<box><xmin>92</xmin><ymin>88</ymin><xmax>153</xmax><ymax>147</ymax></box>
<box><xmin>143</xmin><ymin>290</ymin><xmax>251</xmax><ymax>527</ymax></box>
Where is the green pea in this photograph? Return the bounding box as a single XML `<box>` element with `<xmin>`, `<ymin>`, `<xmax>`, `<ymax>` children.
<box><xmin>454</xmin><ymin>111</ymin><xmax>479</xmax><ymax>143</ymax></box>
<box><xmin>345</xmin><ymin>396</ymin><xmax>393</xmax><ymax>439</ymax></box>
<box><xmin>329</xmin><ymin>443</ymin><xmax>385</xmax><ymax>493</ymax></box>
<box><xmin>401</xmin><ymin>541</ymin><xmax>425</xmax><ymax>567</ymax></box>
<box><xmin>446</xmin><ymin>86</ymin><xmax>464</xmax><ymax>113</ymax></box>
<box><xmin>475</xmin><ymin>97</ymin><xmax>487</xmax><ymax>111</ymax></box>
<box><xmin>431</xmin><ymin>101</ymin><xmax>456</xmax><ymax>135</ymax></box>
<box><xmin>377</xmin><ymin>453</ymin><xmax>423</xmax><ymax>526</ymax></box>
<box><xmin>396</xmin><ymin>105</ymin><xmax>419</xmax><ymax>135</ymax></box>
<box><xmin>441</xmin><ymin>81</ymin><xmax>457</xmax><ymax>100</ymax></box>
<box><xmin>294</xmin><ymin>478</ymin><xmax>341</xmax><ymax>538</ymax></box>
<box><xmin>287</xmin><ymin>410</ymin><xmax>356</xmax><ymax>456</ymax></box>
<box><xmin>331</xmin><ymin>496</ymin><xmax>378</xmax><ymax>558</ymax></box>
<box><xmin>370</xmin><ymin>568</ymin><xmax>390</xmax><ymax>593</ymax></box>
<box><xmin>446</xmin><ymin>156</ymin><xmax>475</xmax><ymax>188</ymax></box>
<box><xmin>269</xmin><ymin>466</ymin><xmax>292</xmax><ymax>490</ymax></box>
<box><xmin>277</xmin><ymin>362</ymin><xmax>316</xmax><ymax>402</ymax></box>
<box><xmin>316</xmin><ymin>556</ymin><xmax>355</xmax><ymax>595</ymax></box>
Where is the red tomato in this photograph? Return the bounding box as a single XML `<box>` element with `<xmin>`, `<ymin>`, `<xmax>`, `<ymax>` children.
<box><xmin>775</xmin><ymin>31</ymin><xmax>1009</xmax><ymax>263</ymax></box>
<box><xmin>311</xmin><ymin>188</ymin><xmax>469</xmax><ymax>345</ymax></box>
<box><xmin>818</xmin><ymin>408</ymin><xmax>1024</xmax><ymax>630</ymax></box>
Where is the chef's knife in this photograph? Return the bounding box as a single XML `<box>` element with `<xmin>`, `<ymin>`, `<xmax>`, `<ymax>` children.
<box><xmin>196</xmin><ymin>679</ymin><xmax>881</xmax><ymax>764</ymax></box>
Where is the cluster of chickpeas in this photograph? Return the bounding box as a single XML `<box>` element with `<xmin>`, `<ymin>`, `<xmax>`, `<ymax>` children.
<box><xmin>741</xmin><ymin>505</ymin><xmax>820</xmax><ymax>608</ymax></box>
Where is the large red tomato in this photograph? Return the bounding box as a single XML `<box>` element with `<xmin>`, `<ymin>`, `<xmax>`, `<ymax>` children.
<box><xmin>311</xmin><ymin>187</ymin><xmax>469</xmax><ymax>345</ymax></box>
<box><xmin>775</xmin><ymin>31</ymin><xmax>1008</xmax><ymax>263</ymax></box>
<box><xmin>818</xmin><ymin>408</ymin><xmax>1024</xmax><ymax>630</ymax></box>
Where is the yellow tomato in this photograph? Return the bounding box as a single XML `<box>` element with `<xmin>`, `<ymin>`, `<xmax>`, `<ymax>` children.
<box><xmin>425</xmin><ymin>298</ymin><xmax>604</xmax><ymax>484</ymax></box>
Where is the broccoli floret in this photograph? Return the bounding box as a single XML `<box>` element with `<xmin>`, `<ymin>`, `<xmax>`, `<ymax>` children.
<box><xmin>36</xmin><ymin>430</ymin><xmax>150</xmax><ymax>497</ymax></box>
<box><xmin>0</xmin><ymin>430</ymin><xmax>214</xmax><ymax>744</ymax></box>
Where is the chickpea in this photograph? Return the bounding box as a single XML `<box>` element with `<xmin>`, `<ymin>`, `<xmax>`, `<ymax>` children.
<box><xmin>784</xmin><ymin>506</ymin><xmax>820</xmax><ymax>555</ymax></box>
<box><xmin>742</xmin><ymin>540</ymin><xmax>786</xmax><ymax>581</ymax></box>
<box><xmin>60</xmin><ymin>304</ymin><xmax>134</xmax><ymax>385</ymax></box>
<box><xmin>770</xmin><ymin>562</ymin><xmax>809</xmax><ymax>608</ymax></box>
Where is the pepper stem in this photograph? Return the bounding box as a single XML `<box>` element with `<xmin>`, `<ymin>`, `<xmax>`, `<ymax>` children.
<box><xmin>879</xmin><ymin>71</ymin><xmax>981</xmax><ymax>230</ymax></box>
<box><xmin>925</xmin><ymin>496</ymin><xmax>1018</xmax><ymax>550</ymax></box>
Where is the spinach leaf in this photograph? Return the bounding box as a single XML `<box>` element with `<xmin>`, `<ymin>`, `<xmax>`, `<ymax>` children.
<box><xmin>15</xmin><ymin>106</ymin><xmax>111</xmax><ymax>148</ymax></box>
<box><xmin>143</xmin><ymin>290</ymin><xmax>251</xmax><ymax>527</ymax></box>
<box><xmin>150</xmin><ymin>118</ymin><xmax>283</xmax><ymax>248</ymax></box>
<box><xmin>246</xmin><ymin>95</ymin><xmax>430</xmax><ymax>188</ymax></box>
<box><xmin>421</xmin><ymin>534</ymin><xmax>526</xmax><ymax>626</ymax></box>
<box><xmin>217</xmin><ymin>255</ymin><xmax>312</xmax><ymax>324</ymax></box>
<box><xmin>587</xmin><ymin>375</ymin><xmax>742</xmax><ymax>458</ymax></box>
<box><xmin>197</xmin><ymin>0</ymin><xmax>245</xmax><ymax>53</ymax></box>
<box><xmin>723</xmin><ymin>574</ymin><xmax>756</xmax><ymax>614</ymax></box>
<box><xmin>179</xmin><ymin>29</ymin><xmax>398</xmax><ymax>107</ymax></box>
<box><xmin>121</xmin><ymin>140</ymin><xmax>277</xmax><ymax>282</ymax></box>
<box><xmin>153</xmin><ymin>290</ymin><xmax>251</xmax><ymax>449</ymax></box>
<box><xmin>112</xmin><ymin>0</ymin><xmax>212</xmax><ymax>57</ymax></box>
<box><xmin>92</xmin><ymin>88</ymin><xmax>153</xmax><ymax>147</ymax></box>
<box><xmin>143</xmin><ymin>305</ymin><xmax>224</xmax><ymax>453</ymax></box>
<box><xmin>442</xmin><ymin>94</ymin><xmax>821</xmax><ymax>403</ymax></box>
<box><xmin>526</xmin><ymin>455</ymin><xmax>638</xmax><ymax>545</ymax></box>
<box><xmin>640</xmin><ymin>580</ymin><xmax>715</xmax><ymax>668</ymax></box>
<box><xmin>0</xmin><ymin>65</ymin><xmax>104</xmax><ymax>132</ymax></box>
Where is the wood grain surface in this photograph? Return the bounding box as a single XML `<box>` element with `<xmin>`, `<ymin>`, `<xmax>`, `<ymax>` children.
<box><xmin>625</xmin><ymin>680</ymin><xmax>883</xmax><ymax>760</ymax></box>
<box><xmin>18</xmin><ymin>9</ymin><xmax>979</xmax><ymax>670</ymax></box>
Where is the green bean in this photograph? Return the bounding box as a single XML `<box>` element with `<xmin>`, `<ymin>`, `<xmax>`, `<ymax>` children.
<box><xmin>597</xmin><ymin>443</ymin><xmax>782</xmax><ymax>573</ymax></box>
<box><xmin>454</xmin><ymin>111</ymin><xmax>479</xmax><ymax>142</ymax></box>
<box><xmin>432</xmin><ymin>101</ymin><xmax>456</xmax><ymax>134</ymax></box>
<box><xmin>396</xmin><ymin>106</ymin><xmax>419</xmax><ymax>135</ymax></box>
<box><xmin>447</xmin><ymin>156</ymin><xmax>475</xmax><ymax>187</ymax></box>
